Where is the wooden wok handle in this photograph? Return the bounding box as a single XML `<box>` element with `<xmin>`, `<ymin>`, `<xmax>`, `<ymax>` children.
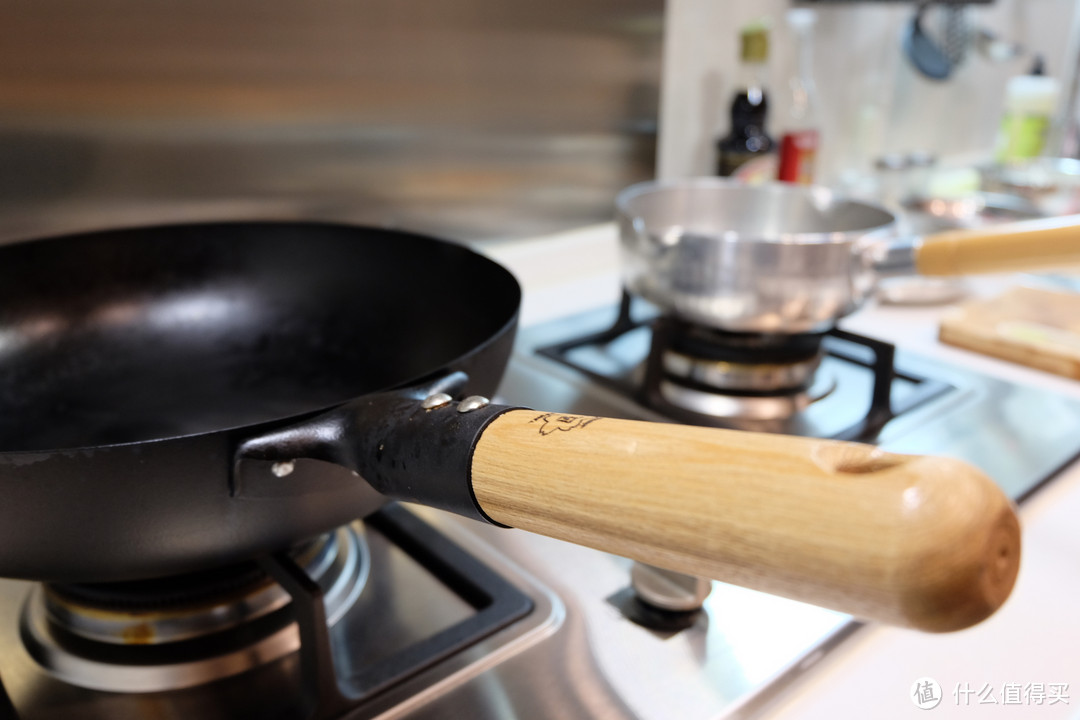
<box><xmin>916</xmin><ymin>214</ymin><xmax>1080</xmax><ymax>276</ymax></box>
<box><xmin>471</xmin><ymin>410</ymin><xmax>1020</xmax><ymax>633</ymax></box>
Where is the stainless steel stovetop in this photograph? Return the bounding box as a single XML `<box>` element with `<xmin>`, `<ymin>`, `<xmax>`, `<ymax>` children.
<box><xmin>2</xmin><ymin>300</ymin><xmax>1080</xmax><ymax>719</ymax></box>
<box><xmin>491</xmin><ymin>300</ymin><xmax>1080</xmax><ymax>718</ymax></box>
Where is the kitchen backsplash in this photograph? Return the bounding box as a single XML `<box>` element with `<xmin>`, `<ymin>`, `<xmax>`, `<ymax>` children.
<box><xmin>658</xmin><ymin>0</ymin><xmax>1080</xmax><ymax>187</ymax></box>
<box><xmin>0</xmin><ymin>1</ymin><xmax>1073</xmax><ymax>245</ymax></box>
<box><xmin>0</xmin><ymin>1</ymin><xmax>663</xmax><ymax>243</ymax></box>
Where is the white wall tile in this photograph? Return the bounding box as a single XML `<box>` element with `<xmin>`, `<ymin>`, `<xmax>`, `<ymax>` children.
<box><xmin>659</xmin><ymin>0</ymin><xmax>1080</xmax><ymax>187</ymax></box>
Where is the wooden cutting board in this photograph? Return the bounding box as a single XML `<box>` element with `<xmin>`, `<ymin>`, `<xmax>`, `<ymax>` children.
<box><xmin>939</xmin><ymin>285</ymin><xmax>1080</xmax><ymax>379</ymax></box>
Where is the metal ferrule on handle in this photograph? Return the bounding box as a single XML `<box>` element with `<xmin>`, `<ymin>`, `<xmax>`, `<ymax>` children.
<box><xmin>236</xmin><ymin>383</ymin><xmax>518</xmax><ymax>525</ymax></box>
<box><xmin>869</xmin><ymin>237</ymin><xmax>922</xmax><ymax>277</ymax></box>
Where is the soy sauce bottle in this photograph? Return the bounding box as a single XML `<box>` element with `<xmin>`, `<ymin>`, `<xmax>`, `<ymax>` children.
<box><xmin>716</xmin><ymin>23</ymin><xmax>774</xmax><ymax>178</ymax></box>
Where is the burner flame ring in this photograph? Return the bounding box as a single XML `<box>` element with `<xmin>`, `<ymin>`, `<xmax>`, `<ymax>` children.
<box><xmin>662</xmin><ymin>350</ymin><xmax>823</xmax><ymax>394</ymax></box>
<box><xmin>20</xmin><ymin>524</ymin><xmax>369</xmax><ymax>693</ymax></box>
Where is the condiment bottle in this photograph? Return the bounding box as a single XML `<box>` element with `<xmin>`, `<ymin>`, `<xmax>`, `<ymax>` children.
<box><xmin>776</xmin><ymin>9</ymin><xmax>820</xmax><ymax>185</ymax></box>
<box><xmin>715</xmin><ymin>22</ymin><xmax>774</xmax><ymax>178</ymax></box>
<box><xmin>995</xmin><ymin>55</ymin><xmax>1060</xmax><ymax>163</ymax></box>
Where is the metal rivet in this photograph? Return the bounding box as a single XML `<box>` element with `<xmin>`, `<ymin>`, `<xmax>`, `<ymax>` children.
<box><xmin>271</xmin><ymin>461</ymin><xmax>295</xmax><ymax>478</ymax></box>
<box><xmin>457</xmin><ymin>395</ymin><xmax>491</xmax><ymax>413</ymax></box>
<box><xmin>422</xmin><ymin>392</ymin><xmax>453</xmax><ymax>410</ymax></box>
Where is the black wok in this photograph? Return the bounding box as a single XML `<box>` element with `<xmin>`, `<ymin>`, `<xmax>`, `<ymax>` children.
<box><xmin>0</xmin><ymin>221</ymin><xmax>1021</xmax><ymax>632</ymax></box>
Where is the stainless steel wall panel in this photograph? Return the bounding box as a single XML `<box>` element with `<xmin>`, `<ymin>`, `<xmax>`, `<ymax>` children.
<box><xmin>0</xmin><ymin>1</ymin><xmax>662</xmax><ymax>241</ymax></box>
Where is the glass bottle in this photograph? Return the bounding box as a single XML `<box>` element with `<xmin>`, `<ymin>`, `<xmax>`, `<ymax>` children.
<box><xmin>776</xmin><ymin>8</ymin><xmax>820</xmax><ymax>185</ymax></box>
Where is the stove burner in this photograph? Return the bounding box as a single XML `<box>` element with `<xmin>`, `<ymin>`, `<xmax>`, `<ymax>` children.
<box><xmin>656</xmin><ymin>374</ymin><xmax>837</xmax><ymax>424</ymax></box>
<box><xmin>20</xmin><ymin>524</ymin><xmax>369</xmax><ymax>693</ymax></box>
<box><xmin>48</xmin><ymin>562</ymin><xmax>273</xmax><ymax>615</ymax></box>
<box><xmin>642</xmin><ymin>316</ymin><xmax>835</xmax><ymax>422</ymax></box>
<box><xmin>662</xmin><ymin>319</ymin><xmax>826</xmax><ymax>366</ymax></box>
<box><xmin>660</xmin><ymin>351</ymin><xmax>824</xmax><ymax>394</ymax></box>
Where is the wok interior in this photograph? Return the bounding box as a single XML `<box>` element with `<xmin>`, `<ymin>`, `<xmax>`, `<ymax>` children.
<box><xmin>0</xmin><ymin>222</ymin><xmax>519</xmax><ymax>452</ymax></box>
<box><xmin>622</xmin><ymin>181</ymin><xmax>896</xmax><ymax>242</ymax></box>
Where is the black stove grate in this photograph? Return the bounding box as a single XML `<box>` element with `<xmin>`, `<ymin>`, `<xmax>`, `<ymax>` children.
<box><xmin>535</xmin><ymin>291</ymin><xmax>952</xmax><ymax>443</ymax></box>
<box><xmin>260</xmin><ymin>503</ymin><xmax>533</xmax><ymax>720</ymax></box>
<box><xmin>351</xmin><ymin>505</ymin><xmax>534</xmax><ymax>702</ymax></box>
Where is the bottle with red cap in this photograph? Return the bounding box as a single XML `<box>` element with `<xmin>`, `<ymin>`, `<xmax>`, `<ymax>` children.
<box><xmin>776</xmin><ymin>8</ymin><xmax>820</xmax><ymax>185</ymax></box>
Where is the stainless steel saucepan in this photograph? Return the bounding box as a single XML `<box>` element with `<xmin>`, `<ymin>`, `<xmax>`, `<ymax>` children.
<box><xmin>617</xmin><ymin>178</ymin><xmax>1080</xmax><ymax>333</ymax></box>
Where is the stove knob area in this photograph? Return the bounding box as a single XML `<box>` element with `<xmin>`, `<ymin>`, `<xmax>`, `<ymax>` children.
<box><xmin>630</xmin><ymin>562</ymin><xmax>712</xmax><ymax>612</ymax></box>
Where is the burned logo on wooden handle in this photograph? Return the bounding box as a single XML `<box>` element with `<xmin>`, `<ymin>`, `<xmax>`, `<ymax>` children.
<box><xmin>530</xmin><ymin>413</ymin><xmax>600</xmax><ymax>436</ymax></box>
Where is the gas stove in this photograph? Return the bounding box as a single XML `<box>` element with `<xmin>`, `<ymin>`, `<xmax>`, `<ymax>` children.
<box><xmin>2</xmin><ymin>296</ymin><xmax>1080</xmax><ymax>719</ymax></box>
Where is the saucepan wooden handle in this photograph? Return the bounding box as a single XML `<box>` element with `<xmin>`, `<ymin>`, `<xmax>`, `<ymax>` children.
<box><xmin>471</xmin><ymin>410</ymin><xmax>1020</xmax><ymax>633</ymax></box>
<box><xmin>916</xmin><ymin>213</ymin><xmax>1080</xmax><ymax>276</ymax></box>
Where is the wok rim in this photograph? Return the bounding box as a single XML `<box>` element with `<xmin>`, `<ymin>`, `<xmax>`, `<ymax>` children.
<box><xmin>0</xmin><ymin>220</ymin><xmax>522</xmax><ymax>456</ymax></box>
